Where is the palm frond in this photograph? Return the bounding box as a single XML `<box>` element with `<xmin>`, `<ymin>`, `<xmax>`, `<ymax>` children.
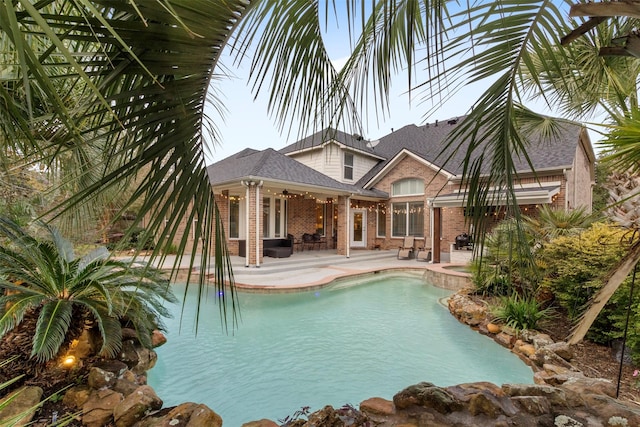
<box><xmin>82</xmin><ymin>303</ymin><xmax>123</xmax><ymax>358</ymax></box>
<box><xmin>32</xmin><ymin>300</ymin><xmax>73</xmax><ymax>362</ymax></box>
<box><xmin>0</xmin><ymin>294</ymin><xmax>42</xmax><ymax>337</ymax></box>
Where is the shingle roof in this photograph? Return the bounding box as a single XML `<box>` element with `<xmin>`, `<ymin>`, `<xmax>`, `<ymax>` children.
<box><xmin>279</xmin><ymin>127</ymin><xmax>379</xmax><ymax>156</ymax></box>
<box><xmin>357</xmin><ymin>117</ymin><xmax>583</xmax><ymax>187</ymax></box>
<box><xmin>206</xmin><ymin>148</ymin><xmax>386</xmax><ymax>198</ymax></box>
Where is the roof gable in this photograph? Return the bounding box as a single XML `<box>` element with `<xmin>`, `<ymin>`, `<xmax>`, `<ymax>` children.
<box><xmin>279</xmin><ymin>127</ymin><xmax>381</xmax><ymax>158</ymax></box>
<box><xmin>358</xmin><ymin>117</ymin><xmax>586</xmax><ymax>188</ymax></box>
<box><xmin>207</xmin><ymin>148</ymin><xmax>386</xmax><ymax>198</ymax></box>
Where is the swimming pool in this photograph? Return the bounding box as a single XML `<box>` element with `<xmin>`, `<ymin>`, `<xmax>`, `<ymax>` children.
<box><xmin>148</xmin><ymin>273</ymin><xmax>532</xmax><ymax>426</ymax></box>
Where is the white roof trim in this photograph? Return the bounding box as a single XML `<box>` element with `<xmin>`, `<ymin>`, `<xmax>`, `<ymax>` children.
<box><xmin>285</xmin><ymin>140</ymin><xmax>386</xmax><ymax>161</ymax></box>
<box><xmin>364</xmin><ymin>149</ymin><xmax>456</xmax><ymax>189</ymax></box>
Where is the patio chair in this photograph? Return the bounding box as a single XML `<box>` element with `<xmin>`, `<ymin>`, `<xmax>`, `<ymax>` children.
<box><xmin>397</xmin><ymin>235</ymin><xmax>415</xmax><ymax>259</ymax></box>
<box><xmin>416</xmin><ymin>247</ymin><xmax>432</xmax><ymax>262</ymax></box>
<box><xmin>302</xmin><ymin>233</ymin><xmax>318</xmax><ymax>250</ymax></box>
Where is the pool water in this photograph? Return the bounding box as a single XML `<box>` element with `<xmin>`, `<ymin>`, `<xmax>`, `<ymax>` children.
<box><xmin>148</xmin><ymin>273</ymin><xmax>532</xmax><ymax>426</ymax></box>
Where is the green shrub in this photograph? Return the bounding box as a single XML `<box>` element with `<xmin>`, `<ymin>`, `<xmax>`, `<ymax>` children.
<box><xmin>471</xmin><ymin>262</ymin><xmax>511</xmax><ymax>296</ymax></box>
<box><xmin>491</xmin><ymin>293</ymin><xmax>555</xmax><ymax>331</ymax></box>
<box><xmin>538</xmin><ymin>222</ymin><xmax>628</xmax><ymax>319</ymax></box>
<box><xmin>537</xmin><ymin>222</ymin><xmax>640</xmax><ymax>361</ymax></box>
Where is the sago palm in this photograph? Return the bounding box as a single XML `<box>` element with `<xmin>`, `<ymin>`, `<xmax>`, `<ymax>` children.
<box><xmin>0</xmin><ymin>218</ymin><xmax>176</xmax><ymax>363</ymax></box>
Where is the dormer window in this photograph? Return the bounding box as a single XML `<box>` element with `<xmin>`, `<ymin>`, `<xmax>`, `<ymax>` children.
<box><xmin>344</xmin><ymin>152</ymin><xmax>354</xmax><ymax>180</ymax></box>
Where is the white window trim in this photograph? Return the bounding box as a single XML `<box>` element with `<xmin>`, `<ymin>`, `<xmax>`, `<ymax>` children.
<box><xmin>391</xmin><ymin>178</ymin><xmax>425</xmax><ymax>197</ymax></box>
<box><xmin>376</xmin><ymin>207</ymin><xmax>386</xmax><ymax>238</ymax></box>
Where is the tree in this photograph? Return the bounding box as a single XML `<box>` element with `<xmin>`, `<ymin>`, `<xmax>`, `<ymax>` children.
<box><xmin>1</xmin><ymin>1</ymin><xmax>638</xmax><ymax>331</ymax></box>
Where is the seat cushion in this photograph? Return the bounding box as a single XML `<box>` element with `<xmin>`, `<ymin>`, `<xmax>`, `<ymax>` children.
<box><xmin>265</xmin><ymin>247</ymin><xmax>291</xmax><ymax>258</ymax></box>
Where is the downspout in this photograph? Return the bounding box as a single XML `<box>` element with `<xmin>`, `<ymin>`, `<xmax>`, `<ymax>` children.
<box><xmin>346</xmin><ymin>195</ymin><xmax>351</xmax><ymax>258</ymax></box>
<box><xmin>241</xmin><ymin>180</ymin><xmax>250</xmax><ymax>267</ymax></box>
<box><xmin>563</xmin><ymin>168</ymin><xmax>570</xmax><ymax>210</ymax></box>
<box><xmin>256</xmin><ymin>180</ymin><xmax>263</xmax><ymax>268</ymax></box>
<box><xmin>427</xmin><ymin>198</ymin><xmax>434</xmax><ymax>257</ymax></box>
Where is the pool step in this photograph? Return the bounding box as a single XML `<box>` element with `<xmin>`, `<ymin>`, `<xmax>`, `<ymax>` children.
<box><xmin>231</xmin><ymin>250</ymin><xmax>400</xmax><ymax>275</ymax></box>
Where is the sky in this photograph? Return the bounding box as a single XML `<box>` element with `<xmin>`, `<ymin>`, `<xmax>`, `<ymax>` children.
<box><xmin>204</xmin><ymin>2</ymin><xmax>601</xmax><ymax>165</ymax></box>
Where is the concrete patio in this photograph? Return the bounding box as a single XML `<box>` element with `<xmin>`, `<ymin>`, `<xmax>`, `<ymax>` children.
<box><xmin>159</xmin><ymin>249</ymin><xmax>465</xmax><ymax>291</ymax></box>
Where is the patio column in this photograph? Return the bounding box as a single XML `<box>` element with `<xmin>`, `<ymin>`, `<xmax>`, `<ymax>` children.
<box><xmin>336</xmin><ymin>195</ymin><xmax>349</xmax><ymax>256</ymax></box>
<box><xmin>243</xmin><ymin>180</ymin><xmax>263</xmax><ymax>267</ymax></box>
<box><xmin>432</xmin><ymin>207</ymin><xmax>441</xmax><ymax>263</ymax></box>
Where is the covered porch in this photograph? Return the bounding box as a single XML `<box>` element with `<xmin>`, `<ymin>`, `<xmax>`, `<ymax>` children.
<box><xmin>208</xmin><ymin>149</ymin><xmax>386</xmax><ymax>267</ymax></box>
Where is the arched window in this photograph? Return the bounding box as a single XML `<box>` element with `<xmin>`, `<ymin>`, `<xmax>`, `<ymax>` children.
<box><xmin>392</xmin><ymin>178</ymin><xmax>424</xmax><ymax>196</ymax></box>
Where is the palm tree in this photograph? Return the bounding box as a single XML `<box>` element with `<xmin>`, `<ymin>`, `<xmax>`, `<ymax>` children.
<box><xmin>525</xmin><ymin>204</ymin><xmax>596</xmax><ymax>245</ymax></box>
<box><xmin>1</xmin><ymin>1</ymin><xmax>638</xmax><ymax>334</ymax></box>
<box><xmin>0</xmin><ymin>218</ymin><xmax>176</xmax><ymax>366</ymax></box>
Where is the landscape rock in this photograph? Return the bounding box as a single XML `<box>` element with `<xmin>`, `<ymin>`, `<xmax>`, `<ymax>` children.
<box><xmin>185</xmin><ymin>403</ymin><xmax>223</xmax><ymax>427</ymax></box>
<box><xmin>151</xmin><ymin>330</ymin><xmax>167</xmax><ymax>348</ymax></box>
<box><xmin>561</xmin><ymin>375</ymin><xmax>616</xmax><ymax>398</ymax></box>
<box><xmin>486</xmin><ymin>322</ymin><xmax>501</xmax><ymax>334</ymax></box>
<box><xmin>93</xmin><ymin>359</ymin><xmax>129</xmax><ymax>376</ymax></box>
<box><xmin>359</xmin><ymin>397</ymin><xmax>395</xmax><ymax>415</ymax></box>
<box><xmin>502</xmin><ymin>383</ymin><xmax>584</xmax><ymax>407</ymax></box>
<box><xmin>87</xmin><ymin>366</ymin><xmax>117</xmax><ymax>389</ymax></box>
<box><xmin>82</xmin><ymin>388</ymin><xmax>123</xmax><ymax>427</ymax></box>
<box><xmin>113</xmin><ymin>378</ymin><xmax>140</xmax><ymax>397</ymax></box>
<box><xmin>241</xmin><ymin>419</ymin><xmax>279</xmax><ymax>427</ymax></box>
<box><xmin>62</xmin><ymin>385</ymin><xmax>91</xmax><ymax>409</ymax></box>
<box><xmin>114</xmin><ymin>385</ymin><xmax>163</xmax><ymax>427</ymax></box>
<box><xmin>582</xmin><ymin>394</ymin><xmax>640</xmax><ymax>425</ymax></box>
<box><xmin>546</xmin><ymin>341</ymin><xmax>574</xmax><ymax>361</ymax></box>
<box><xmin>495</xmin><ymin>332</ymin><xmax>514</xmax><ymax>348</ymax></box>
<box><xmin>393</xmin><ymin>382</ymin><xmax>463</xmax><ymax>414</ymax></box>
<box><xmin>0</xmin><ymin>386</ymin><xmax>43</xmax><ymax>427</ymax></box>
<box><xmin>120</xmin><ymin>340</ymin><xmax>158</xmax><ymax>374</ymax></box>
<box><xmin>135</xmin><ymin>402</ymin><xmax>222</xmax><ymax>427</ymax></box>
<box><xmin>510</xmin><ymin>395</ymin><xmax>551</xmax><ymax>415</ymax></box>
<box><xmin>518</xmin><ymin>343</ymin><xmax>536</xmax><ymax>357</ymax></box>
<box><xmin>447</xmin><ymin>293</ymin><xmax>486</xmax><ymax>326</ymax></box>
<box><xmin>467</xmin><ymin>390</ymin><xmax>518</xmax><ymax>418</ymax></box>
<box><xmin>531</xmin><ymin>333</ymin><xmax>554</xmax><ymax>349</ymax></box>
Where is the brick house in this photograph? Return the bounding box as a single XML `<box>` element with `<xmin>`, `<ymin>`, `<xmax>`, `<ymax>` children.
<box><xmin>205</xmin><ymin>118</ymin><xmax>595</xmax><ymax>266</ymax></box>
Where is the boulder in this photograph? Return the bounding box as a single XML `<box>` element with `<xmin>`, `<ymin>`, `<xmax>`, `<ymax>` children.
<box><xmin>545</xmin><ymin>341</ymin><xmax>574</xmax><ymax>361</ymax></box>
<box><xmin>486</xmin><ymin>323</ymin><xmax>501</xmax><ymax>334</ymax></box>
<box><xmin>87</xmin><ymin>366</ymin><xmax>117</xmax><ymax>389</ymax></box>
<box><xmin>62</xmin><ymin>385</ymin><xmax>91</xmax><ymax>409</ymax></box>
<box><xmin>582</xmin><ymin>394</ymin><xmax>640</xmax><ymax>426</ymax></box>
<box><xmin>531</xmin><ymin>333</ymin><xmax>554</xmax><ymax>349</ymax></box>
<box><xmin>448</xmin><ymin>294</ymin><xmax>487</xmax><ymax>326</ymax></box>
<box><xmin>113</xmin><ymin>378</ymin><xmax>140</xmax><ymax>397</ymax></box>
<box><xmin>113</xmin><ymin>385</ymin><xmax>162</xmax><ymax>427</ymax></box>
<box><xmin>560</xmin><ymin>375</ymin><xmax>616</xmax><ymax>398</ymax></box>
<box><xmin>120</xmin><ymin>340</ymin><xmax>158</xmax><ymax>374</ymax></box>
<box><xmin>303</xmin><ymin>405</ymin><xmax>341</xmax><ymax>426</ymax></box>
<box><xmin>360</xmin><ymin>397</ymin><xmax>395</xmax><ymax>415</ymax></box>
<box><xmin>393</xmin><ymin>382</ymin><xmax>463</xmax><ymax>414</ymax></box>
<box><xmin>185</xmin><ymin>403</ymin><xmax>222</xmax><ymax>427</ymax></box>
<box><xmin>93</xmin><ymin>359</ymin><xmax>129</xmax><ymax>376</ymax></box>
<box><xmin>502</xmin><ymin>383</ymin><xmax>584</xmax><ymax>408</ymax></box>
<box><xmin>519</xmin><ymin>344</ymin><xmax>537</xmax><ymax>358</ymax></box>
<box><xmin>510</xmin><ymin>395</ymin><xmax>551</xmax><ymax>415</ymax></box>
<box><xmin>151</xmin><ymin>330</ymin><xmax>167</xmax><ymax>348</ymax></box>
<box><xmin>135</xmin><ymin>402</ymin><xmax>222</xmax><ymax>427</ymax></box>
<box><xmin>82</xmin><ymin>388</ymin><xmax>123</xmax><ymax>427</ymax></box>
<box><xmin>0</xmin><ymin>386</ymin><xmax>43</xmax><ymax>427</ymax></box>
<box><xmin>241</xmin><ymin>419</ymin><xmax>279</xmax><ymax>427</ymax></box>
<box><xmin>467</xmin><ymin>390</ymin><xmax>518</xmax><ymax>418</ymax></box>
<box><xmin>495</xmin><ymin>332</ymin><xmax>514</xmax><ymax>348</ymax></box>
<box><xmin>445</xmin><ymin>382</ymin><xmax>505</xmax><ymax>402</ymax></box>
